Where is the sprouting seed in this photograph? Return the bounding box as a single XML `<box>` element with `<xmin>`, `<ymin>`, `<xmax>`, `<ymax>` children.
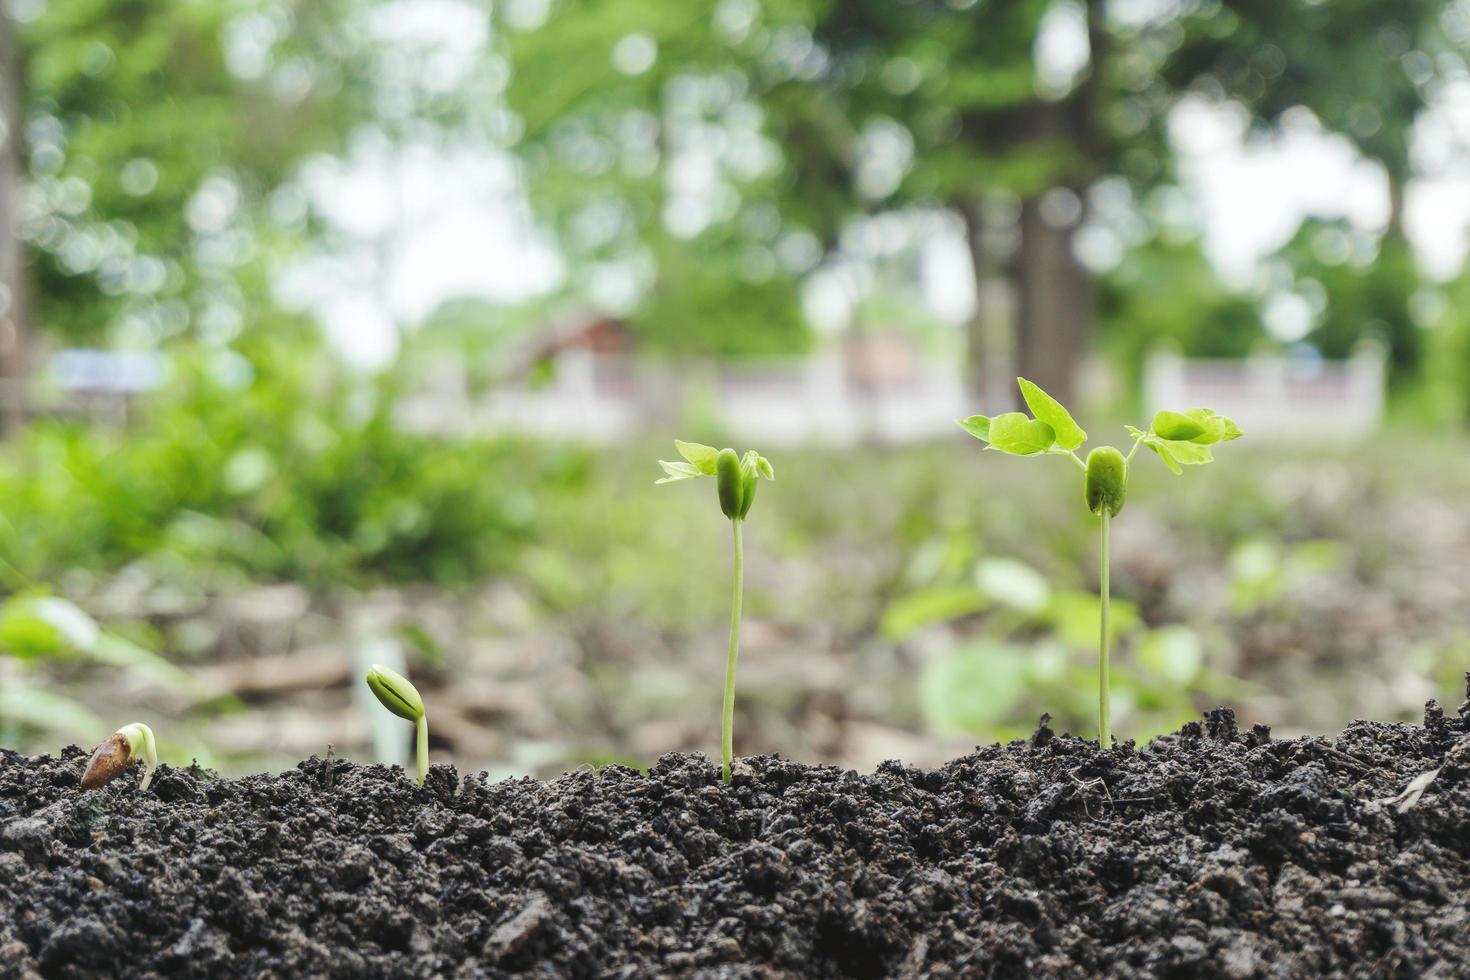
<box><xmin>81</xmin><ymin>722</ymin><xmax>158</xmax><ymax>792</ymax></box>
<box><xmin>657</xmin><ymin>440</ymin><xmax>775</xmax><ymax>783</ymax></box>
<box><xmin>959</xmin><ymin>379</ymin><xmax>1241</xmax><ymax>747</ymax></box>
<box><xmin>365</xmin><ymin>663</ymin><xmax>429</xmax><ymax>785</ymax></box>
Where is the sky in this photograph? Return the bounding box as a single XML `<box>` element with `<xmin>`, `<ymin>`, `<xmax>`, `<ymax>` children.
<box><xmin>275</xmin><ymin>1</ymin><xmax>1470</xmax><ymax>367</ymax></box>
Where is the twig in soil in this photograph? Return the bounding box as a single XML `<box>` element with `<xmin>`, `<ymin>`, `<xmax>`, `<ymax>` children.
<box><xmin>1110</xmin><ymin>795</ymin><xmax>1163</xmax><ymax>807</ymax></box>
<box><xmin>486</xmin><ymin>895</ymin><xmax>551</xmax><ymax>960</ymax></box>
<box><xmin>1373</xmin><ymin>768</ymin><xmax>1441</xmax><ymax>813</ymax></box>
<box><xmin>324</xmin><ymin>744</ymin><xmax>335</xmax><ymax>791</ymax></box>
<box><xmin>1068</xmin><ymin>771</ymin><xmax>1114</xmax><ymax>819</ymax></box>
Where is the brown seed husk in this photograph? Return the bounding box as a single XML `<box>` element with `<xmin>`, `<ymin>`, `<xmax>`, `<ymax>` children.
<box><xmin>81</xmin><ymin>733</ymin><xmax>134</xmax><ymax>790</ymax></box>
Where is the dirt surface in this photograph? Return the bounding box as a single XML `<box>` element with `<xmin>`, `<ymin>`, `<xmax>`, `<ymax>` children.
<box><xmin>2</xmin><ymin>693</ymin><xmax>1469</xmax><ymax>979</ymax></box>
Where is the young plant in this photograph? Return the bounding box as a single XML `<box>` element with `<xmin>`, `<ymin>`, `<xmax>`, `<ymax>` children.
<box><xmin>958</xmin><ymin>379</ymin><xmax>1241</xmax><ymax>747</ymax></box>
<box><xmin>657</xmin><ymin>440</ymin><xmax>774</xmax><ymax>783</ymax></box>
<box><xmin>365</xmin><ymin>664</ymin><xmax>429</xmax><ymax>785</ymax></box>
<box><xmin>81</xmin><ymin>722</ymin><xmax>158</xmax><ymax>791</ymax></box>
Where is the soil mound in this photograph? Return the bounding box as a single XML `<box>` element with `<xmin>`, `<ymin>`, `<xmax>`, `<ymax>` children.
<box><xmin>3</xmin><ymin>698</ymin><xmax>1468</xmax><ymax>978</ymax></box>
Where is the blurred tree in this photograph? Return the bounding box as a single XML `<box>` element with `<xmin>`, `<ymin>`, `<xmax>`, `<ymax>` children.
<box><xmin>496</xmin><ymin>0</ymin><xmax>811</xmax><ymax>358</ymax></box>
<box><xmin>1097</xmin><ymin>235</ymin><xmax>1262</xmax><ymax>391</ymax></box>
<box><xmin>1155</xmin><ymin>0</ymin><xmax>1449</xmax><ymax>380</ymax></box>
<box><xmin>761</xmin><ymin>0</ymin><xmax>1092</xmax><ymax>402</ymax></box>
<box><xmin>499</xmin><ymin>0</ymin><xmax>1122</xmax><ymax>395</ymax></box>
<box><xmin>0</xmin><ymin>3</ymin><xmax>26</xmax><ymax>433</ymax></box>
<box><xmin>1274</xmin><ymin>219</ymin><xmax>1419</xmax><ymax>378</ymax></box>
<box><xmin>9</xmin><ymin>0</ymin><xmax>365</xmax><ymax>355</ymax></box>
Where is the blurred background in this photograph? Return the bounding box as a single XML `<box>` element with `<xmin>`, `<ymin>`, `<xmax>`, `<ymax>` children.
<box><xmin>1</xmin><ymin>0</ymin><xmax>1469</xmax><ymax>777</ymax></box>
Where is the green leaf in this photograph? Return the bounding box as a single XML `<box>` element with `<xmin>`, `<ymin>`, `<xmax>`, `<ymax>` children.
<box><xmin>1047</xmin><ymin>590</ymin><xmax>1140</xmax><ymax>650</ymax></box>
<box><xmin>0</xmin><ymin>687</ymin><xmax>104</xmax><ymax>740</ymax></box>
<box><xmin>919</xmin><ymin>640</ymin><xmax>1029</xmax><ymax>735</ymax></box>
<box><xmin>1182</xmin><ymin>408</ymin><xmax>1242</xmax><ymax>444</ymax></box>
<box><xmin>1144</xmin><ymin>439</ymin><xmax>1182</xmax><ymax>475</ymax></box>
<box><xmin>956</xmin><ymin>415</ymin><xmax>991</xmax><ymax>442</ymax></box>
<box><xmin>675</xmin><ymin>440</ymin><xmax>721</xmax><ymax>475</ymax></box>
<box><xmin>754</xmin><ymin>455</ymin><xmax>774</xmax><ymax>480</ymax></box>
<box><xmin>986</xmin><ymin>413</ymin><xmax>1056</xmax><ymax>456</ymax></box>
<box><xmin>1017</xmin><ymin>378</ymin><xmax>1086</xmax><ymax>450</ymax></box>
<box><xmin>1151</xmin><ymin>410</ymin><xmax>1205</xmax><ymax>442</ymax></box>
<box><xmin>973</xmin><ymin>557</ymin><xmax>1051</xmax><ymax>613</ymax></box>
<box><xmin>1137</xmin><ymin>626</ymin><xmax>1205</xmax><ymax>686</ymax></box>
<box><xmin>655</xmin><ymin>460</ymin><xmax>703</xmax><ymax>483</ymax></box>
<box><xmin>880</xmin><ymin>586</ymin><xmax>988</xmax><ymax>642</ymax></box>
<box><xmin>1153</xmin><ymin>437</ymin><xmax>1213</xmax><ymax>466</ymax></box>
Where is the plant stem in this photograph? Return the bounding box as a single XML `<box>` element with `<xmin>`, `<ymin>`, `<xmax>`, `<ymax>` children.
<box><xmin>1098</xmin><ymin>510</ymin><xmax>1112</xmax><ymax>749</ymax></box>
<box><xmin>722</xmin><ymin>519</ymin><xmax>744</xmax><ymax>784</ymax></box>
<box><xmin>415</xmin><ymin>716</ymin><xmax>429</xmax><ymax>786</ymax></box>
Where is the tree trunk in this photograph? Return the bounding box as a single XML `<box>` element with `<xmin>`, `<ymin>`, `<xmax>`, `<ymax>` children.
<box><xmin>1385</xmin><ymin>173</ymin><xmax>1406</xmax><ymax>243</ymax></box>
<box><xmin>957</xmin><ymin>198</ymin><xmax>997</xmax><ymax>407</ymax></box>
<box><xmin>1008</xmin><ymin>0</ymin><xmax>1106</xmax><ymax>407</ymax></box>
<box><xmin>0</xmin><ymin>6</ymin><xmax>28</xmax><ymax>435</ymax></box>
<box><xmin>1014</xmin><ymin>194</ymin><xmax>1089</xmax><ymax>405</ymax></box>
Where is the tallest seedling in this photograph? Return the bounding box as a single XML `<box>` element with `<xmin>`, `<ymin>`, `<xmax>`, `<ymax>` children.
<box><xmin>658</xmin><ymin>440</ymin><xmax>774</xmax><ymax>783</ymax></box>
<box><xmin>959</xmin><ymin>379</ymin><xmax>1241</xmax><ymax>747</ymax></box>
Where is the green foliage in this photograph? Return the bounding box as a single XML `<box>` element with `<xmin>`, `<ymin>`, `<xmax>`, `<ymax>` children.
<box><xmin>16</xmin><ymin>0</ymin><xmax>366</xmax><ymax>342</ymax></box>
<box><xmin>1095</xmin><ymin>239</ymin><xmax>1267</xmax><ymax>388</ymax></box>
<box><xmin>1279</xmin><ymin>222</ymin><xmax>1421</xmax><ymax>382</ymax></box>
<box><xmin>0</xmin><ymin>333</ymin><xmax>583</xmax><ymax>588</ymax></box>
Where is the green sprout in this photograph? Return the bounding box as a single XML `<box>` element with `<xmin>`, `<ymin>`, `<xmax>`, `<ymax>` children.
<box><xmin>81</xmin><ymin>722</ymin><xmax>158</xmax><ymax>791</ymax></box>
<box><xmin>657</xmin><ymin>440</ymin><xmax>775</xmax><ymax>783</ymax></box>
<box><xmin>365</xmin><ymin>663</ymin><xmax>429</xmax><ymax>785</ymax></box>
<box><xmin>959</xmin><ymin>378</ymin><xmax>1241</xmax><ymax>747</ymax></box>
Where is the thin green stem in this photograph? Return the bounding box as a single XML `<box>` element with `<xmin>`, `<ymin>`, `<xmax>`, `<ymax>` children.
<box><xmin>722</xmin><ymin>519</ymin><xmax>744</xmax><ymax>783</ymax></box>
<box><xmin>1125</xmin><ymin>437</ymin><xmax>1143</xmax><ymax>463</ymax></box>
<box><xmin>1068</xmin><ymin>451</ymin><xmax>1087</xmax><ymax>471</ymax></box>
<box><xmin>415</xmin><ymin>716</ymin><xmax>429</xmax><ymax>786</ymax></box>
<box><xmin>1098</xmin><ymin>510</ymin><xmax>1112</xmax><ymax>749</ymax></box>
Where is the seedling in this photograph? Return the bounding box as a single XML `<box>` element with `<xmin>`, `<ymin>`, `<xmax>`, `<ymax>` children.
<box><xmin>81</xmin><ymin>722</ymin><xmax>157</xmax><ymax>791</ymax></box>
<box><xmin>365</xmin><ymin>663</ymin><xmax>429</xmax><ymax>785</ymax></box>
<box><xmin>657</xmin><ymin>440</ymin><xmax>774</xmax><ymax>783</ymax></box>
<box><xmin>958</xmin><ymin>379</ymin><xmax>1241</xmax><ymax>747</ymax></box>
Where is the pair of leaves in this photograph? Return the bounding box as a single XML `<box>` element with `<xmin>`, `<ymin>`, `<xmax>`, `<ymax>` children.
<box><xmin>957</xmin><ymin>378</ymin><xmax>1087</xmax><ymax>457</ymax></box>
<box><xmin>657</xmin><ymin>440</ymin><xmax>774</xmax><ymax>484</ymax></box>
<box><xmin>1127</xmin><ymin>408</ymin><xmax>1241</xmax><ymax>475</ymax></box>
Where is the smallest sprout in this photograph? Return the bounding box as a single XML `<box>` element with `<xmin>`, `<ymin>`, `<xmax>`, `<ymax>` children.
<box><xmin>365</xmin><ymin>664</ymin><xmax>429</xmax><ymax>785</ymax></box>
<box><xmin>81</xmin><ymin>722</ymin><xmax>158</xmax><ymax>792</ymax></box>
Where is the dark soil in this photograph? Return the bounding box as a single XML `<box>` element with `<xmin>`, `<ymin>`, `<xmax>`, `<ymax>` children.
<box><xmin>3</xmin><ymin>694</ymin><xmax>1470</xmax><ymax>979</ymax></box>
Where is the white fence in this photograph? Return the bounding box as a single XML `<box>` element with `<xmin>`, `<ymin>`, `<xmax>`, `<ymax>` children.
<box><xmin>1144</xmin><ymin>344</ymin><xmax>1386</xmax><ymax>441</ymax></box>
<box><xmin>398</xmin><ymin>348</ymin><xmax>975</xmax><ymax>447</ymax></box>
<box><xmin>403</xmin><ymin>342</ymin><xmax>1388</xmax><ymax>446</ymax></box>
